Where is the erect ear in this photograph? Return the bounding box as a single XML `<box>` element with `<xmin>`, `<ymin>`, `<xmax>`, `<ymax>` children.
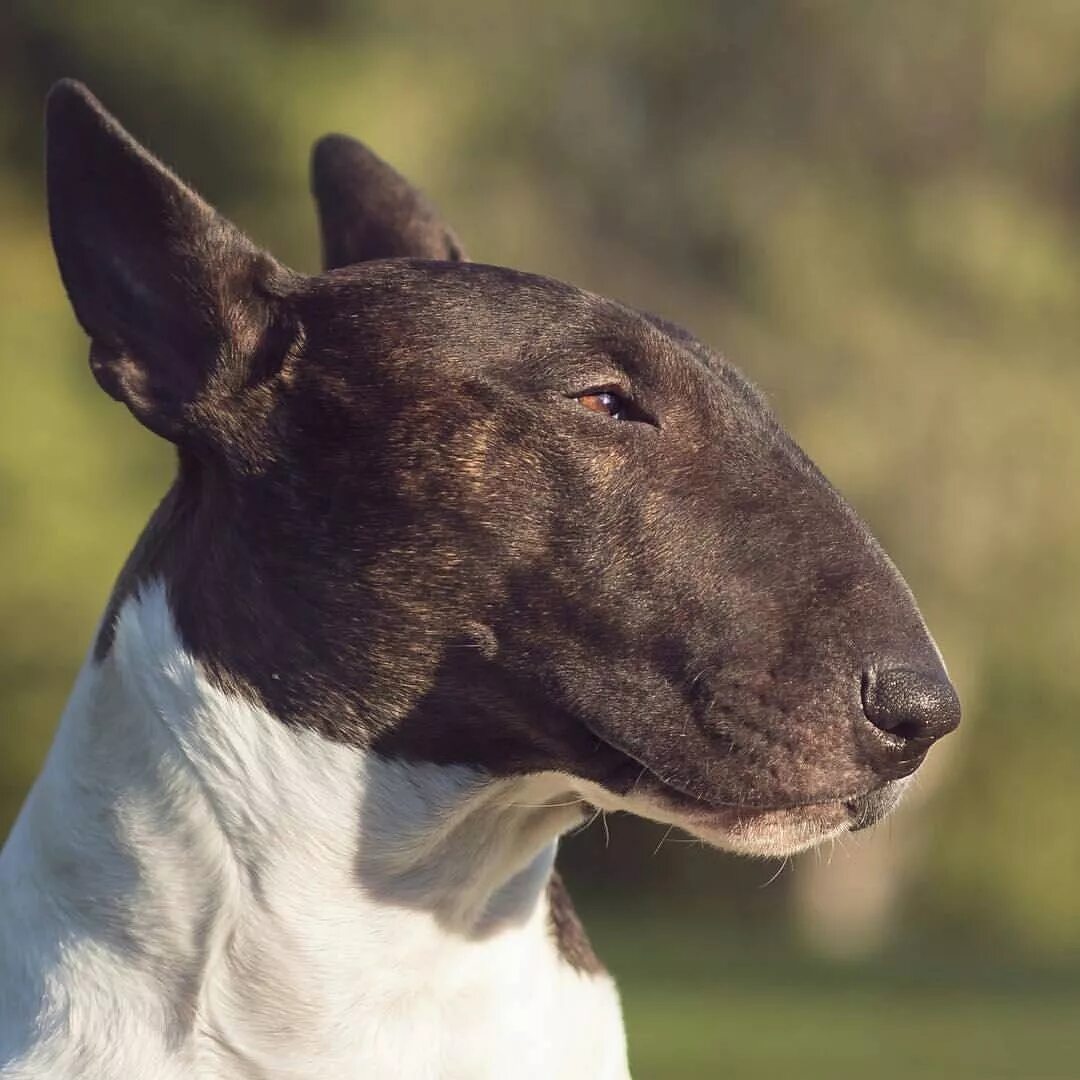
<box><xmin>46</xmin><ymin>79</ymin><xmax>296</xmax><ymax>444</ymax></box>
<box><xmin>310</xmin><ymin>134</ymin><xmax>466</xmax><ymax>269</ymax></box>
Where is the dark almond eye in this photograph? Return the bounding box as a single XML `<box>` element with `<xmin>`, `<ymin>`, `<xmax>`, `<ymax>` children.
<box><xmin>578</xmin><ymin>389</ymin><xmax>628</xmax><ymax>420</ymax></box>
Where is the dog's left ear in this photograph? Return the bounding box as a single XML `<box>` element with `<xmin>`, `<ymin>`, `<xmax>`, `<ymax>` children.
<box><xmin>311</xmin><ymin>134</ymin><xmax>466</xmax><ymax>269</ymax></box>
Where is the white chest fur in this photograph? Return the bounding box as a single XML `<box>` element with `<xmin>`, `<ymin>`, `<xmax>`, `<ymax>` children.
<box><xmin>0</xmin><ymin>584</ymin><xmax>629</xmax><ymax>1079</ymax></box>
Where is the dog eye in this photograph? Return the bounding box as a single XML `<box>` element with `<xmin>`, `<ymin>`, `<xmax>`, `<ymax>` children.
<box><xmin>578</xmin><ymin>389</ymin><xmax>629</xmax><ymax>420</ymax></box>
<box><xmin>572</xmin><ymin>386</ymin><xmax>658</xmax><ymax>427</ymax></box>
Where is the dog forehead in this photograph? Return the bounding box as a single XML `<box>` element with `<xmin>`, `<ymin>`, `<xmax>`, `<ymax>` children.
<box><xmin>295</xmin><ymin>259</ymin><xmax>743</xmax><ymax>404</ymax></box>
<box><xmin>302</xmin><ymin>260</ymin><xmax>607</xmax><ymax>339</ymax></box>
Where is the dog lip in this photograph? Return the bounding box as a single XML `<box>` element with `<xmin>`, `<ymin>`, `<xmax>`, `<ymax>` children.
<box><xmin>583</xmin><ymin>721</ymin><xmax>902</xmax><ymax>820</ymax></box>
<box><xmin>588</xmin><ymin>724</ymin><xmax>887</xmax><ymax>815</ymax></box>
<box><xmin>844</xmin><ymin>796</ymin><xmax>874</xmax><ymax>830</ymax></box>
<box><xmin>844</xmin><ymin>785</ymin><xmax>904</xmax><ymax>831</ymax></box>
<box><xmin>663</xmin><ymin>782</ymin><xmax>882</xmax><ymax>818</ymax></box>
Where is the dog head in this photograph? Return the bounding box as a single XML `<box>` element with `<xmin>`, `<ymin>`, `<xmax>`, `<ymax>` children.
<box><xmin>46</xmin><ymin>80</ymin><xmax>959</xmax><ymax>858</ymax></box>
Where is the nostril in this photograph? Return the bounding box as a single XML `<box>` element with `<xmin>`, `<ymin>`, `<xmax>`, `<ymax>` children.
<box><xmin>861</xmin><ymin>666</ymin><xmax>961</xmax><ymax>744</ymax></box>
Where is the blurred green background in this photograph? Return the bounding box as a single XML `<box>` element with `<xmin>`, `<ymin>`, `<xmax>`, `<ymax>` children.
<box><xmin>1</xmin><ymin>2</ymin><xmax>1078</xmax><ymax>1076</ymax></box>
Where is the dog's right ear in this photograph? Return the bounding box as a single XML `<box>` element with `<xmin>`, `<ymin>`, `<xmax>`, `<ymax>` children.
<box><xmin>311</xmin><ymin>134</ymin><xmax>466</xmax><ymax>269</ymax></box>
<box><xmin>46</xmin><ymin>80</ymin><xmax>295</xmax><ymax>444</ymax></box>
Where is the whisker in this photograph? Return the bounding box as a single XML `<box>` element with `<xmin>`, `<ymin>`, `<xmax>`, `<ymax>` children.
<box><xmin>510</xmin><ymin>798</ymin><xmax>588</xmax><ymax>809</ymax></box>
<box><xmin>570</xmin><ymin>806</ymin><xmax>604</xmax><ymax>837</ymax></box>
<box><xmin>652</xmin><ymin>825</ymin><xmax>676</xmax><ymax>857</ymax></box>
<box><xmin>760</xmin><ymin>856</ymin><xmax>790</xmax><ymax>889</ymax></box>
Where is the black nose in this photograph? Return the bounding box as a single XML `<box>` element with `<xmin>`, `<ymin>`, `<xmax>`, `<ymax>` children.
<box><xmin>861</xmin><ymin>666</ymin><xmax>961</xmax><ymax>745</ymax></box>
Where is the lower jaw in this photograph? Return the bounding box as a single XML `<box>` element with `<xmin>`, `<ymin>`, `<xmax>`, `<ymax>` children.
<box><xmin>576</xmin><ymin>777</ymin><xmax>907</xmax><ymax>859</ymax></box>
<box><xmin>681</xmin><ymin>799</ymin><xmax>859</xmax><ymax>857</ymax></box>
<box><xmin>663</xmin><ymin>778</ymin><xmax>910</xmax><ymax>857</ymax></box>
<box><xmin>570</xmin><ymin>735</ymin><xmax>909</xmax><ymax>858</ymax></box>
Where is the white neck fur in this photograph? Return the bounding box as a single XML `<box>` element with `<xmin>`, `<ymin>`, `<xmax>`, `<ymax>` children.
<box><xmin>0</xmin><ymin>582</ymin><xmax>629</xmax><ymax>1079</ymax></box>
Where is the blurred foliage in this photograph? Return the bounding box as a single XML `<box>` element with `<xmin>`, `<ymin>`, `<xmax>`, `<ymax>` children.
<box><xmin>2</xmin><ymin>0</ymin><xmax>1079</xmax><ymax>1045</ymax></box>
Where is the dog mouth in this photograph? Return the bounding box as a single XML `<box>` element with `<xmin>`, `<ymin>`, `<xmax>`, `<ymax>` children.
<box><xmin>643</xmin><ymin>772</ymin><xmax>901</xmax><ymax>827</ymax></box>
<box><xmin>621</xmin><ymin>777</ymin><xmax>909</xmax><ymax>857</ymax></box>
<box><xmin>843</xmin><ymin>786</ymin><xmax>906</xmax><ymax>831</ymax></box>
<box><xmin>577</xmin><ymin>733</ymin><xmax>910</xmax><ymax>857</ymax></box>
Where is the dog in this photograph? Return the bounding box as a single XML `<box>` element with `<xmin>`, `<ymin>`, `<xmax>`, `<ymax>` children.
<box><xmin>0</xmin><ymin>80</ymin><xmax>960</xmax><ymax>1079</ymax></box>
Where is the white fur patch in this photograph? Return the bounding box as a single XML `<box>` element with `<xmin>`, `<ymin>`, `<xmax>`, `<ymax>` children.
<box><xmin>0</xmin><ymin>584</ymin><xmax>628</xmax><ymax>1079</ymax></box>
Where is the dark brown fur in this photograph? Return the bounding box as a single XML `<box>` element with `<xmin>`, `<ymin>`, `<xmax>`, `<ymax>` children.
<box><xmin>45</xmin><ymin>80</ymin><xmax>959</xmax><ymax>974</ymax></box>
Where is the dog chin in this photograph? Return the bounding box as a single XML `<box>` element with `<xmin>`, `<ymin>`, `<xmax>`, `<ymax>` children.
<box><xmin>681</xmin><ymin>802</ymin><xmax>863</xmax><ymax>858</ymax></box>
<box><xmin>574</xmin><ymin>777</ymin><xmax>912</xmax><ymax>859</ymax></box>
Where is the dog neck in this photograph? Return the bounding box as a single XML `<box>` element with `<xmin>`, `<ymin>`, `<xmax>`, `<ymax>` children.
<box><xmin>0</xmin><ymin>583</ymin><xmax>625</xmax><ymax>1079</ymax></box>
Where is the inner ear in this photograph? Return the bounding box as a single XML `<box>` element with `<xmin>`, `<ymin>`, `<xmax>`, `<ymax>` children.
<box><xmin>310</xmin><ymin>134</ymin><xmax>467</xmax><ymax>269</ymax></box>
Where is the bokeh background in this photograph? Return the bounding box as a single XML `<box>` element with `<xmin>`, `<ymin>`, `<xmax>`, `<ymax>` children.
<box><xmin>2</xmin><ymin>2</ymin><xmax>1078</xmax><ymax>1076</ymax></box>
